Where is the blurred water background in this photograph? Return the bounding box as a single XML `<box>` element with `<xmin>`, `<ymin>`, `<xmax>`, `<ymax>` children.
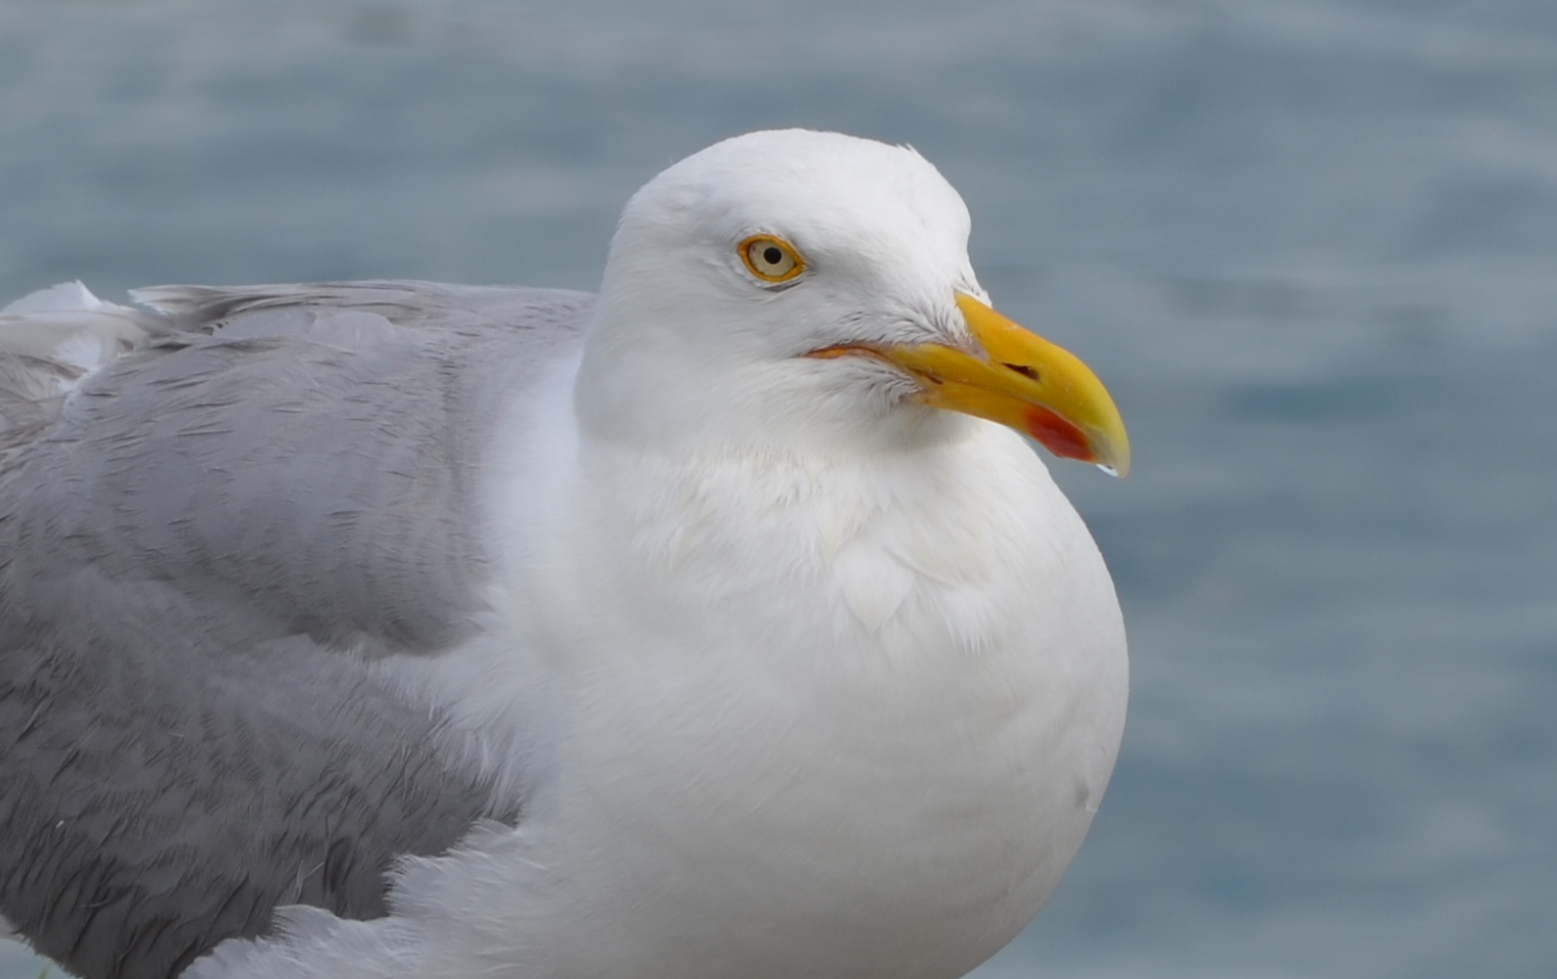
<box><xmin>1</xmin><ymin>0</ymin><xmax>1554</xmax><ymax>976</ymax></box>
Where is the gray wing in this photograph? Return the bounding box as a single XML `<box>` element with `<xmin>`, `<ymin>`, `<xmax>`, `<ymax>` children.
<box><xmin>0</xmin><ymin>281</ymin><xmax>592</xmax><ymax>979</ymax></box>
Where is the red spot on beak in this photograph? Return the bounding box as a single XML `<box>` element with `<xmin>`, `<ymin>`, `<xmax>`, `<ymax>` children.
<box><xmin>1024</xmin><ymin>407</ymin><xmax>1093</xmax><ymax>462</ymax></box>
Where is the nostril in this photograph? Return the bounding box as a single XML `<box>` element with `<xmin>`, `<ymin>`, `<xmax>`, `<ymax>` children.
<box><xmin>1005</xmin><ymin>363</ymin><xmax>1040</xmax><ymax>382</ymax></box>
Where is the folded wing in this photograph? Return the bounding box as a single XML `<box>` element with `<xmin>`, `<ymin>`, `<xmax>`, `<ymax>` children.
<box><xmin>0</xmin><ymin>281</ymin><xmax>591</xmax><ymax>979</ymax></box>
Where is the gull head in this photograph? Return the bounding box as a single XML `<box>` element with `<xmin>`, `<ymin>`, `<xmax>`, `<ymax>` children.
<box><xmin>575</xmin><ymin>129</ymin><xmax>1128</xmax><ymax>475</ymax></box>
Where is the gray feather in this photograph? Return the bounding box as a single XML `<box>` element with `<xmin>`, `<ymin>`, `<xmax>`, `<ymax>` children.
<box><xmin>0</xmin><ymin>281</ymin><xmax>593</xmax><ymax>979</ymax></box>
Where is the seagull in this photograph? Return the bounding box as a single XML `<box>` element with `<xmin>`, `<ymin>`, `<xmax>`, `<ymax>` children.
<box><xmin>0</xmin><ymin>129</ymin><xmax>1129</xmax><ymax>979</ymax></box>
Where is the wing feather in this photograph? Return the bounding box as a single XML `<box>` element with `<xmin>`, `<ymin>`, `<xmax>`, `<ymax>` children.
<box><xmin>0</xmin><ymin>281</ymin><xmax>592</xmax><ymax>979</ymax></box>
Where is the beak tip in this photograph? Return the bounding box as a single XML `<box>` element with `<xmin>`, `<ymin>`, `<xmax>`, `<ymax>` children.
<box><xmin>1026</xmin><ymin>409</ymin><xmax>1130</xmax><ymax>479</ymax></box>
<box><xmin>1095</xmin><ymin>436</ymin><xmax>1131</xmax><ymax>479</ymax></box>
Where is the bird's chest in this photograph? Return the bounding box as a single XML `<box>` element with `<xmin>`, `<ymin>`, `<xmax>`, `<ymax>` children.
<box><xmin>550</xmin><ymin>596</ymin><xmax>1089</xmax><ymax>979</ymax></box>
<box><xmin>506</xmin><ymin>439</ymin><xmax>1124</xmax><ymax>977</ymax></box>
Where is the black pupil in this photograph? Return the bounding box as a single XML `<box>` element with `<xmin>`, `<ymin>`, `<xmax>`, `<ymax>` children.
<box><xmin>762</xmin><ymin>246</ymin><xmax>784</xmax><ymax>266</ymax></box>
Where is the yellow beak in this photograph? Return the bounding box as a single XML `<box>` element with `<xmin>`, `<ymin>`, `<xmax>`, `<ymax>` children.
<box><xmin>812</xmin><ymin>294</ymin><xmax>1130</xmax><ymax>476</ymax></box>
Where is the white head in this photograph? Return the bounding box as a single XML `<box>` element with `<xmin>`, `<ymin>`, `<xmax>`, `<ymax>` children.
<box><xmin>575</xmin><ymin>130</ymin><xmax>1128</xmax><ymax>472</ymax></box>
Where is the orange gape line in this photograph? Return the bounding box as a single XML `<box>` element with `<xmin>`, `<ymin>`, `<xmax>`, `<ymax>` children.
<box><xmin>1025</xmin><ymin>406</ymin><xmax>1092</xmax><ymax>461</ymax></box>
<box><xmin>805</xmin><ymin>345</ymin><xmax>882</xmax><ymax>360</ymax></box>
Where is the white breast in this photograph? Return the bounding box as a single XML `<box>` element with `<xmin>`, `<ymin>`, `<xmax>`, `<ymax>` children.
<box><xmin>488</xmin><ymin>412</ymin><xmax>1129</xmax><ymax>979</ymax></box>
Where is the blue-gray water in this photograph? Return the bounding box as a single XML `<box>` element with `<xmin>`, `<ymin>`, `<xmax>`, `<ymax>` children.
<box><xmin>2</xmin><ymin>1</ymin><xmax>1553</xmax><ymax>977</ymax></box>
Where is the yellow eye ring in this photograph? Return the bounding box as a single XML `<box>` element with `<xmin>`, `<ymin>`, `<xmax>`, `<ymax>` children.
<box><xmin>738</xmin><ymin>235</ymin><xmax>806</xmax><ymax>283</ymax></box>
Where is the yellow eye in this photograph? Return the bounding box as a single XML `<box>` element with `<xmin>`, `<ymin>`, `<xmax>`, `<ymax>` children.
<box><xmin>739</xmin><ymin>235</ymin><xmax>805</xmax><ymax>283</ymax></box>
